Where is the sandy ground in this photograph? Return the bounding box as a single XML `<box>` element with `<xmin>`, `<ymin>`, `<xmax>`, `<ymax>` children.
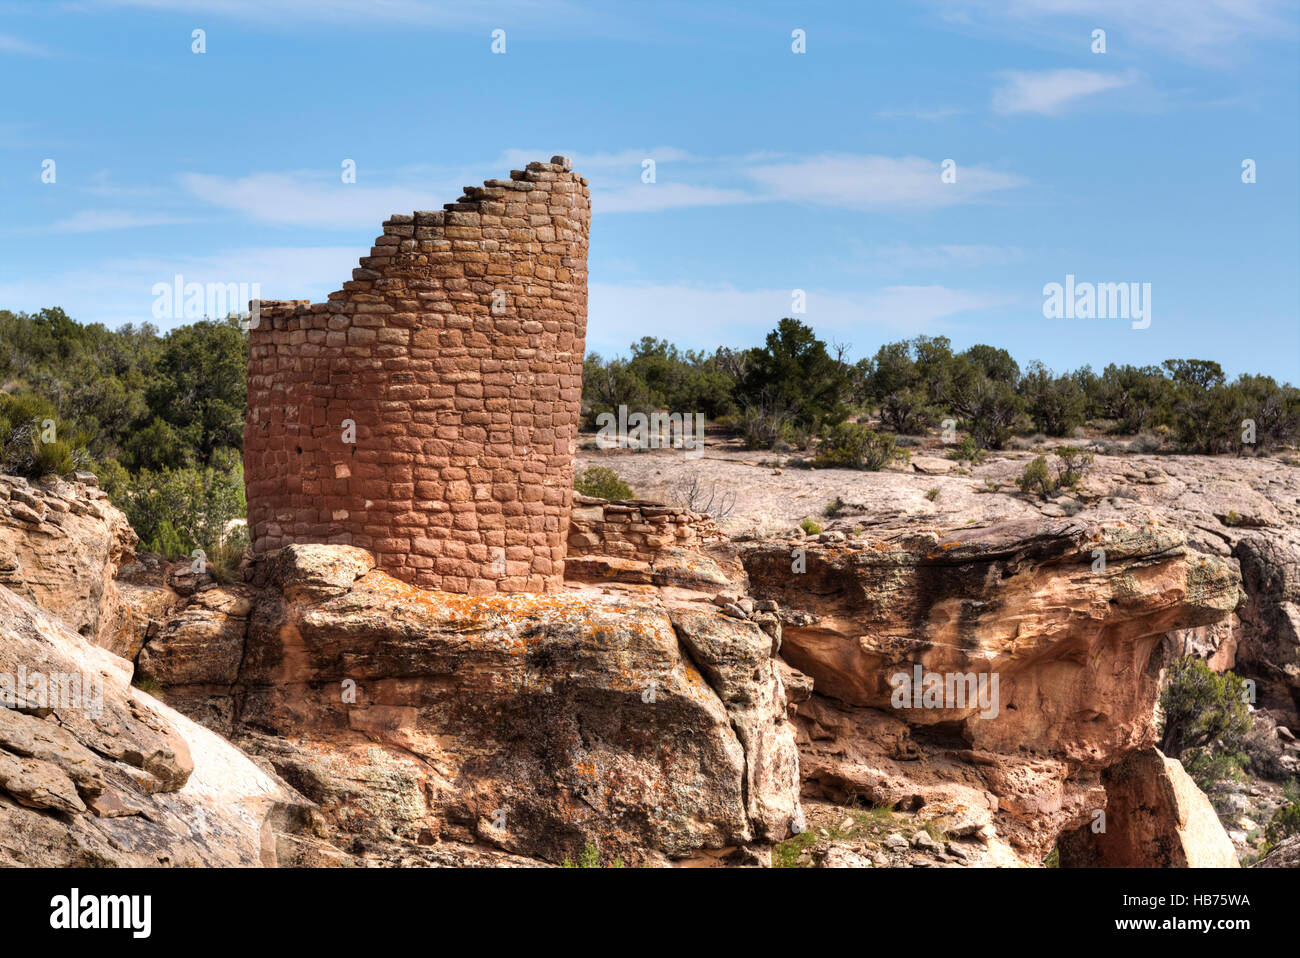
<box><xmin>576</xmin><ymin>433</ymin><xmax>1300</xmax><ymax>546</ymax></box>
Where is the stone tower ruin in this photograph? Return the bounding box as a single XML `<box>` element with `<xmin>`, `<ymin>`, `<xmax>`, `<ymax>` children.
<box><xmin>243</xmin><ymin>157</ymin><xmax>590</xmax><ymax>594</ymax></box>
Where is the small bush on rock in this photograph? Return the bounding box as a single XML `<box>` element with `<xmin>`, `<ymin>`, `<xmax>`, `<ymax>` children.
<box><xmin>1052</xmin><ymin>446</ymin><xmax>1094</xmax><ymax>489</ymax></box>
<box><xmin>946</xmin><ymin>433</ymin><xmax>985</xmax><ymax>464</ymax></box>
<box><xmin>1159</xmin><ymin>657</ymin><xmax>1251</xmax><ymax>759</ymax></box>
<box><xmin>1016</xmin><ymin>455</ymin><xmax>1055</xmax><ymax>498</ymax></box>
<box><xmin>1265</xmin><ymin>781</ymin><xmax>1300</xmax><ymax>847</ymax></box>
<box><xmin>815</xmin><ymin>423</ymin><xmax>907</xmax><ymax>471</ymax></box>
<box><xmin>574</xmin><ymin>466</ymin><xmax>633</xmax><ymax>501</ymax></box>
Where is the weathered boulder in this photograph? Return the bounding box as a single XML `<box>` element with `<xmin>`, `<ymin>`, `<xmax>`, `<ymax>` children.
<box><xmin>102</xmin><ymin>553</ymin><xmax>182</xmax><ymax>661</ymax></box>
<box><xmin>150</xmin><ymin>544</ymin><xmax>801</xmax><ymax>866</ymax></box>
<box><xmin>743</xmin><ymin>516</ymin><xmax>1243</xmax><ymax>864</ymax></box>
<box><xmin>0</xmin><ymin>584</ymin><xmax>308</xmax><ymax>866</ymax></box>
<box><xmin>137</xmin><ymin>586</ymin><xmax>252</xmax><ymax>687</ymax></box>
<box><xmin>1255</xmin><ymin>833</ymin><xmax>1300</xmax><ymax>868</ymax></box>
<box><xmin>0</xmin><ymin>475</ymin><xmax>135</xmax><ymax>646</ymax></box>
<box><xmin>1234</xmin><ymin>531</ymin><xmax>1300</xmax><ymax>729</ymax></box>
<box><xmin>1057</xmin><ymin>749</ymin><xmax>1239</xmax><ymax>868</ymax></box>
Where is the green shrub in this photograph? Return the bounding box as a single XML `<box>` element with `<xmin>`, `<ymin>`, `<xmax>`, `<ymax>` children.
<box><xmin>146</xmin><ymin>519</ymin><xmax>192</xmax><ymax>561</ymax></box>
<box><xmin>207</xmin><ymin>525</ymin><xmax>250</xmax><ymax>584</ymax></box>
<box><xmin>815</xmin><ymin>423</ymin><xmax>906</xmax><ymax>471</ymax></box>
<box><xmin>799</xmin><ymin>518</ymin><xmax>822</xmax><ymax>535</ymax></box>
<box><xmin>108</xmin><ymin>451</ymin><xmax>247</xmax><ymax>562</ymax></box>
<box><xmin>0</xmin><ymin>392</ymin><xmax>88</xmax><ymax>478</ymax></box>
<box><xmin>1021</xmin><ymin>360</ymin><xmax>1087</xmax><ymax>437</ymax></box>
<box><xmin>31</xmin><ymin>437</ymin><xmax>78</xmax><ymax>477</ymax></box>
<box><xmin>1016</xmin><ymin>448</ymin><xmax>1095</xmax><ymax>499</ymax></box>
<box><xmin>738</xmin><ymin>402</ymin><xmax>794</xmax><ymax>450</ymax></box>
<box><xmin>925</xmin><ymin>487</ymin><xmax>940</xmax><ymax>502</ymax></box>
<box><xmin>1159</xmin><ymin>657</ymin><xmax>1251</xmax><ymax>758</ymax></box>
<box><xmin>133</xmin><ymin>675</ymin><xmax>163</xmax><ymax>697</ymax></box>
<box><xmin>772</xmin><ymin>829</ymin><xmax>819</xmax><ymax>868</ymax></box>
<box><xmin>1016</xmin><ymin>455</ymin><xmax>1055</xmax><ymax>498</ymax></box>
<box><xmin>1180</xmin><ymin>745</ymin><xmax>1248</xmax><ymax>803</ymax></box>
<box><xmin>938</xmin><ymin>356</ymin><xmax>1024</xmax><ymax>450</ymax></box>
<box><xmin>946</xmin><ymin>433</ymin><xmax>985</xmax><ymax>464</ymax></box>
<box><xmin>573</xmin><ymin>466</ymin><xmax>633</xmax><ymax>501</ymax></box>
<box><xmin>562</xmin><ymin>841</ymin><xmax>621</xmax><ymax>868</ymax></box>
<box><xmin>1265</xmin><ymin>781</ymin><xmax>1300</xmax><ymax>847</ymax></box>
<box><xmin>89</xmin><ymin>457</ymin><xmax>131</xmax><ymax>499</ymax></box>
<box><xmin>1052</xmin><ymin>446</ymin><xmax>1094</xmax><ymax>489</ymax></box>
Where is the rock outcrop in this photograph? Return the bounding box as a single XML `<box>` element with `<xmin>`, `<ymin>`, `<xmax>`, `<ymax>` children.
<box><xmin>6</xmin><ymin>461</ymin><xmax>1289</xmax><ymax>868</ymax></box>
<box><xmin>0</xmin><ymin>585</ymin><xmax>307</xmax><ymax>866</ymax></box>
<box><xmin>1234</xmin><ymin>531</ymin><xmax>1300</xmax><ymax>729</ymax></box>
<box><xmin>1056</xmin><ymin>748</ymin><xmax>1240</xmax><ymax>867</ymax></box>
<box><xmin>138</xmin><ymin>543</ymin><xmax>801</xmax><ymax>866</ymax></box>
<box><xmin>0</xmin><ymin>474</ymin><xmax>135</xmax><ymax>647</ymax></box>
<box><xmin>1256</xmin><ymin>833</ymin><xmax>1300</xmax><ymax>868</ymax></box>
<box><xmin>742</xmin><ymin>516</ymin><xmax>1244</xmax><ymax>864</ymax></box>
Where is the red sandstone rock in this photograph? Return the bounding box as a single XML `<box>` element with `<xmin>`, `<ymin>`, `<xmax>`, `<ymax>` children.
<box><xmin>742</xmin><ymin>516</ymin><xmax>1244</xmax><ymax>863</ymax></box>
<box><xmin>0</xmin><ymin>474</ymin><xmax>136</xmax><ymax>646</ymax></box>
<box><xmin>140</xmin><ymin>542</ymin><xmax>801</xmax><ymax>865</ymax></box>
<box><xmin>1057</xmin><ymin>748</ymin><xmax>1240</xmax><ymax>867</ymax></box>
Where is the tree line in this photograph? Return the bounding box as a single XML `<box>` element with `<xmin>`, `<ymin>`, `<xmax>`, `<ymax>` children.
<box><xmin>583</xmin><ymin>318</ymin><xmax>1300</xmax><ymax>455</ymax></box>
<box><xmin>0</xmin><ymin>307</ymin><xmax>246</xmax><ymax>564</ymax></box>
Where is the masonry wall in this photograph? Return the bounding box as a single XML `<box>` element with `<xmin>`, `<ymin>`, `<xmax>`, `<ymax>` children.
<box><xmin>566</xmin><ymin>494</ymin><xmax>723</xmax><ymax>564</ymax></box>
<box><xmin>244</xmin><ymin>157</ymin><xmax>590</xmax><ymax>594</ymax></box>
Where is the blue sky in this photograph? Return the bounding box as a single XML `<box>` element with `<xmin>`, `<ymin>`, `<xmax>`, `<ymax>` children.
<box><xmin>1</xmin><ymin>0</ymin><xmax>1297</xmax><ymax>382</ymax></box>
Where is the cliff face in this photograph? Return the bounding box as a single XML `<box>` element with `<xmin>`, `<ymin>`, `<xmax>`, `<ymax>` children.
<box><xmin>0</xmin><ymin>471</ymin><xmax>1283</xmax><ymax>867</ymax></box>
<box><xmin>0</xmin><ymin>586</ymin><xmax>305</xmax><ymax>866</ymax></box>
<box><xmin>742</xmin><ymin>517</ymin><xmax>1244</xmax><ymax>863</ymax></box>
<box><xmin>0</xmin><ymin>474</ymin><xmax>136</xmax><ymax>647</ymax></box>
<box><xmin>1234</xmin><ymin>530</ymin><xmax>1300</xmax><ymax>729</ymax></box>
<box><xmin>137</xmin><ymin>544</ymin><xmax>801</xmax><ymax>866</ymax></box>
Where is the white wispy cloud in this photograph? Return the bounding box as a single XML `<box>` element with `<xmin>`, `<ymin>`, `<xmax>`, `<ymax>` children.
<box><xmin>923</xmin><ymin>0</ymin><xmax>1296</xmax><ymax>66</ymax></box>
<box><xmin>850</xmin><ymin>242</ymin><xmax>1025</xmax><ymax>272</ymax></box>
<box><xmin>992</xmin><ymin>68</ymin><xmax>1136</xmax><ymax>115</ymax></box>
<box><xmin>497</xmin><ymin>148</ymin><xmax>755</xmax><ymax>212</ymax></box>
<box><xmin>744</xmin><ymin>154</ymin><xmax>1022</xmax><ymax>210</ymax></box>
<box><xmin>597</xmin><ymin>183</ymin><xmax>755</xmax><ymax>214</ymax></box>
<box><xmin>0</xmin><ymin>246</ymin><xmax>360</xmax><ymax>327</ymax></box>
<box><xmin>178</xmin><ymin>171</ymin><xmax>453</xmax><ymax>228</ymax></box>
<box><xmin>175</xmin><ymin>150</ymin><xmax>1025</xmax><ymax>226</ymax></box>
<box><xmin>46</xmin><ymin>210</ymin><xmax>195</xmax><ymax>233</ymax></box>
<box><xmin>0</xmin><ymin>32</ymin><xmax>51</xmax><ymax>57</ymax></box>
